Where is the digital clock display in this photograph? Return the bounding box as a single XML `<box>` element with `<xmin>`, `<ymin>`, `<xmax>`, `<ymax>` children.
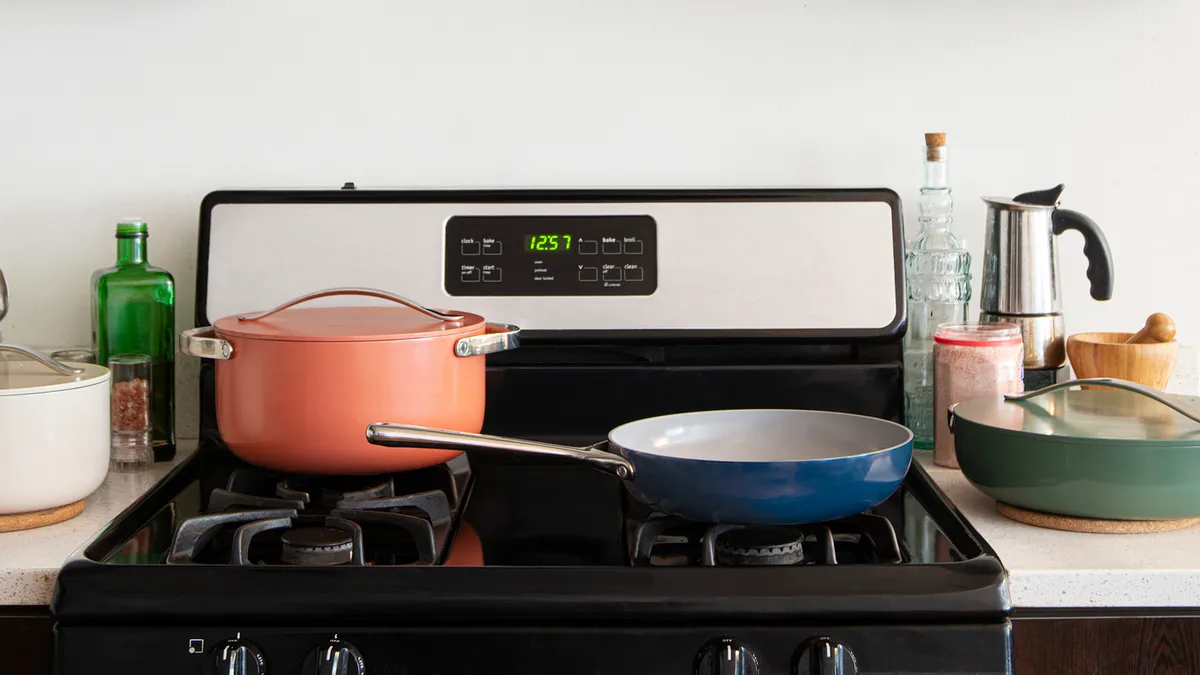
<box><xmin>524</xmin><ymin>234</ymin><xmax>573</xmax><ymax>253</ymax></box>
<box><xmin>445</xmin><ymin>214</ymin><xmax>657</xmax><ymax>297</ymax></box>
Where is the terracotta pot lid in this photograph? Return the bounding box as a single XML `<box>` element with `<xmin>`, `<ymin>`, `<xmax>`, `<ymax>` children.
<box><xmin>214</xmin><ymin>306</ymin><xmax>486</xmax><ymax>342</ymax></box>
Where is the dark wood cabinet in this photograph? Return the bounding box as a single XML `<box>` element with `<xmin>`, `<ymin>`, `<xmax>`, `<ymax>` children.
<box><xmin>0</xmin><ymin>606</ymin><xmax>51</xmax><ymax>675</ymax></box>
<box><xmin>1013</xmin><ymin>612</ymin><xmax>1200</xmax><ymax>675</ymax></box>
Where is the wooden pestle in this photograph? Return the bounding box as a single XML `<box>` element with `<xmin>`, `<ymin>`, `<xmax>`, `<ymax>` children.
<box><xmin>1127</xmin><ymin>313</ymin><xmax>1177</xmax><ymax>344</ymax></box>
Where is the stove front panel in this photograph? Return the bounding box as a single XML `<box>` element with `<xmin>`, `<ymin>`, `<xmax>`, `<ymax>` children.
<box><xmin>58</xmin><ymin>622</ymin><xmax>1011</xmax><ymax>675</ymax></box>
<box><xmin>202</xmin><ymin>189</ymin><xmax>904</xmax><ymax>338</ymax></box>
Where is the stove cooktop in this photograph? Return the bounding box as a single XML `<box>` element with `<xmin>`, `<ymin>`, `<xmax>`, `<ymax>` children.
<box><xmin>53</xmin><ymin>436</ymin><xmax>1010</xmax><ymax>674</ymax></box>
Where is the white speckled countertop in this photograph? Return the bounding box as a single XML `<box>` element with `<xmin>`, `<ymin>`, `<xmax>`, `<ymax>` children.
<box><xmin>0</xmin><ymin>442</ymin><xmax>194</xmax><ymax>606</ymax></box>
<box><xmin>918</xmin><ymin>452</ymin><xmax>1200</xmax><ymax>609</ymax></box>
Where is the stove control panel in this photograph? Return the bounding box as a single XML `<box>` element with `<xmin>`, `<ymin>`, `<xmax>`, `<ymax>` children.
<box><xmin>57</xmin><ymin>623</ymin><xmax>1008</xmax><ymax>673</ymax></box>
<box><xmin>444</xmin><ymin>215</ymin><xmax>658</xmax><ymax>296</ymax></box>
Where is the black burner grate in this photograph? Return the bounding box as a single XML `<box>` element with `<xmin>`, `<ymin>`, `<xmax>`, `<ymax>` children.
<box><xmin>163</xmin><ymin>456</ymin><xmax>471</xmax><ymax>566</ymax></box>
<box><xmin>631</xmin><ymin>513</ymin><xmax>904</xmax><ymax>567</ymax></box>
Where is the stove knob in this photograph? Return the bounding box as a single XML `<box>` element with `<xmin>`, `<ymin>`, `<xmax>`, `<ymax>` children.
<box><xmin>303</xmin><ymin>637</ymin><xmax>366</xmax><ymax>675</ymax></box>
<box><xmin>695</xmin><ymin>637</ymin><xmax>760</xmax><ymax>675</ymax></box>
<box><xmin>794</xmin><ymin>637</ymin><xmax>858</xmax><ymax>675</ymax></box>
<box><xmin>214</xmin><ymin>637</ymin><xmax>266</xmax><ymax>675</ymax></box>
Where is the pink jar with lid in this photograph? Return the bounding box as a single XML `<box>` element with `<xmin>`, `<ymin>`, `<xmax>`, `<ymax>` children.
<box><xmin>933</xmin><ymin>322</ymin><xmax>1024</xmax><ymax>468</ymax></box>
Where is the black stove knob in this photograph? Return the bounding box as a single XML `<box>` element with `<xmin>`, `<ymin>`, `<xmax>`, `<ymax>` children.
<box><xmin>214</xmin><ymin>637</ymin><xmax>266</xmax><ymax>675</ymax></box>
<box><xmin>303</xmin><ymin>637</ymin><xmax>366</xmax><ymax>675</ymax></box>
<box><xmin>695</xmin><ymin>637</ymin><xmax>760</xmax><ymax>675</ymax></box>
<box><xmin>794</xmin><ymin>637</ymin><xmax>858</xmax><ymax>675</ymax></box>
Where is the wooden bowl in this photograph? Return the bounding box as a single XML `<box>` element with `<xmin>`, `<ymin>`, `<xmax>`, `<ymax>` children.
<box><xmin>1067</xmin><ymin>332</ymin><xmax>1179</xmax><ymax>390</ymax></box>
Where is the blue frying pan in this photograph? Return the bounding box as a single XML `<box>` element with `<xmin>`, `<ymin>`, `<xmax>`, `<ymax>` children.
<box><xmin>366</xmin><ymin>409</ymin><xmax>914</xmax><ymax>525</ymax></box>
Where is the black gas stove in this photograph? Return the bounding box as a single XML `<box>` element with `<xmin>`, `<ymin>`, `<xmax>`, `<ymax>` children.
<box><xmin>53</xmin><ymin>189</ymin><xmax>1011</xmax><ymax>674</ymax></box>
<box><xmin>53</xmin><ymin>345</ymin><xmax>1011</xmax><ymax>675</ymax></box>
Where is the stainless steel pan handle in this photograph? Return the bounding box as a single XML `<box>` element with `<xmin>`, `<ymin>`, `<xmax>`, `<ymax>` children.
<box><xmin>0</xmin><ymin>343</ymin><xmax>85</xmax><ymax>375</ymax></box>
<box><xmin>1005</xmin><ymin>377</ymin><xmax>1200</xmax><ymax>426</ymax></box>
<box><xmin>365</xmin><ymin>423</ymin><xmax>634</xmax><ymax>479</ymax></box>
<box><xmin>180</xmin><ymin>326</ymin><xmax>233</xmax><ymax>360</ymax></box>
<box><xmin>236</xmin><ymin>287</ymin><xmax>465</xmax><ymax>323</ymax></box>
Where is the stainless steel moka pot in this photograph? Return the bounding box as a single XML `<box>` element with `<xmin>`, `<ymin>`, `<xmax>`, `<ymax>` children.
<box><xmin>980</xmin><ymin>184</ymin><xmax>1114</xmax><ymax>369</ymax></box>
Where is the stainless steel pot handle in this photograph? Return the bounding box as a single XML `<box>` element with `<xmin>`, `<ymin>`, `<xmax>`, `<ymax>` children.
<box><xmin>1005</xmin><ymin>377</ymin><xmax>1200</xmax><ymax>426</ymax></box>
<box><xmin>180</xmin><ymin>326</ymin><xmax>233</xmax><ymax>360</ymax></box>
<box><xmin>365</xmin><ymin>423</ymin><xmax>635</xmax><ymax>480</ymax></box>
<box><xmin>236</xmin><ymin>287</ymin><xmax>465</xmax><ymax>323</ymax></box>
<box><xmin>454</xmin><ymin>323</ymin><xmax>521</xmax><ymax>358</ymax></box>
<box><xmin>0</xmin><ymin>343</ymin><xmax>85</xmax><ymax>375</ymax></box>
<box><xmin>947</xmin><ymin>402</ymin><xmax>959</xmax><ymax>434</ymax></box>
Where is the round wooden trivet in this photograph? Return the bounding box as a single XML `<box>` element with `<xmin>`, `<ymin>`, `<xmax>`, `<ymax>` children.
<box><xmin>0</xmin><ymin>499</ymin><xmax>86</xmax><ymax>533</ymax></box>
<box><xmin>996</xmin><ymin>501</ymin><xmax>1200</xmax><ymax>534</ymax></box>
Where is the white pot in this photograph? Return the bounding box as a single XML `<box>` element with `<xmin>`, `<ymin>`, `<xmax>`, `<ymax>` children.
<box><xmin>0</xmin><ymin>345</ymin><xmax>110</xmax><ymax>514</ymax></box>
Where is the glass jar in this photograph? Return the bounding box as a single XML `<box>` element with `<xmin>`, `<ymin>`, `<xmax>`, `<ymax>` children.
<box><xmin>50</xmin><ymin>348</ymin><xmax>97</xmax><ymax>364</ymax></box>
<box><xmin>933</xmin><ymin>322</ymin><xmax>1024</xmax><ymax>468</ymax></box>
<box><xmin>109</xmin><ymin>353</ymin><xmax>154</xmax><ymax>472</ymax></box>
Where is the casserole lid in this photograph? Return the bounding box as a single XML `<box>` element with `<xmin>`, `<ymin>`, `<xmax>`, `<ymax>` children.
<box><xmin>213</xmin><ymin>287</ymin><xmax>485</xmax><ymax>343</ymax></box>
<box><xmin>953</xmin><ymin>387</ymin><xmax>1200</xmax><ymax>445</ymax></box>
<box><xmin>0</xmin><ymin>345</ymin><xmax>110</xmax><ymax>396</ymax></box>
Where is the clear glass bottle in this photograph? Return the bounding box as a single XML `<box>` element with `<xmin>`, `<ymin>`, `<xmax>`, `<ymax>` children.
<box><xmin>903</xmin><ymin>133</ymin><xmax>972</xmax><ymax>449</ymax></box>
<box><xmin>92</xmin><ymin>218</ymin><xmax>175</xmax><ymax>461</ymax></box>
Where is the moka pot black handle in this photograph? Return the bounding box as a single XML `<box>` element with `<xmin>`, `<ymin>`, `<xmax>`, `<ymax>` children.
<box><xmin>1052</xmin><ymin>209</ymin><xmax>1114</xmax><ymax>301</ymax></box>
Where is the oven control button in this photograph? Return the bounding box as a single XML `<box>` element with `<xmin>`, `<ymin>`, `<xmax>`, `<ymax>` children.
<box><xmin>303</xmin><ymin>637</ymin><xmax>366</xmax><ymax>675</ymax></box>
<box><xmin>214</xmin><ymin>637</ymin><xmax>266</xmax><ymax>675</ymax></box>
<box><xmin>695</xmin><ymin>637</ymin><xmax>759</xmax><ymax>675</ymax></box>
<box><xmin>794</xmin><ymin>637</ymin><xmax>858</xmax><ymax>675</ymax></box>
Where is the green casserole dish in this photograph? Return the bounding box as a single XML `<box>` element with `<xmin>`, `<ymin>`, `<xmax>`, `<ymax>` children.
<box><xmin>950</xmin><ymin>378</ymin><xmax>1200</xmax><ymax>520</ymax></box>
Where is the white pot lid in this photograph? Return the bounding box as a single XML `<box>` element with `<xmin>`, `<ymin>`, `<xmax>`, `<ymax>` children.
<box><xmin>0</xmin><ymin>349</ymin><xmax>110</xmax><ymax>396</ymax></box>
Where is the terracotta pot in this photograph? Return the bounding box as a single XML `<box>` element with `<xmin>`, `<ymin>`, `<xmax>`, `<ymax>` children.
<box><xmin>180</xmin><ymin>288</ymin><xmax>519</xmax><ymax>474</ymax></box>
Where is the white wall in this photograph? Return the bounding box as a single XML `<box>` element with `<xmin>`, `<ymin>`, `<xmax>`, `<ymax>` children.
<box><xmin>2</xmin><ymin>0</ymin><xmax>1197</xmax><ymax>438</ymax></box>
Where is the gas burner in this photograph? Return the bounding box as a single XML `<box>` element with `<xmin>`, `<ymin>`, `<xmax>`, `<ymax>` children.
<box><xmin>281</xmin><ymin>526</ymin><xmax>355</xmax><ymax>565</ymax></box>
<box><xmin>277</xmin><ymin>474</ymin><xmax>395</xmax><ymax>508</ymax></box>
<box><xmin>163</xmin><ymin>456</ymin><xmax>474</xmax><ymax>566</ymax></box>
<box><xmin>631</xmin><ymin>513</ymin><xmax>905</xmax><ymax>567</ymax></box>
<box><xmin>714</xmin><ymin>527</ymin><xmax>804</xmax><ymax>566</ymax></box>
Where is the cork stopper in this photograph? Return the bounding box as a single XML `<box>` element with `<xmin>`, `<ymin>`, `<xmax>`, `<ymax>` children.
<box><xmin>925</xmin><ymin>132</ymin><xmax>947</xmax><ymax>161</ymax></box>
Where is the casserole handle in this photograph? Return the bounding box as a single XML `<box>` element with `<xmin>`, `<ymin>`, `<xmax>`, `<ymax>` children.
<box><xmin>1005</xmin><ymin>377</ymin><xmax>1200</xmax><ymax>425</ymax></box>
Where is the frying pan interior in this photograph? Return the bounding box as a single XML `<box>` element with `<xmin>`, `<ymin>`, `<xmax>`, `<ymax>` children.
<box><xmin>611</xmin><ymin>409</ymin><xmax>911</xmax><ymax>461</ymax></box>
<box><xmin>609</xmin><ymin>409</ymin><xmax>914</xmax><ymax>524</ymax></box>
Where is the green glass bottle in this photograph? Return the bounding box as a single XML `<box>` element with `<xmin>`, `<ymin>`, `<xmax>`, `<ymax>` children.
<box><xmin>92</xmin><ymin>218</ymin><xmax>175</xmax><ymax>461</ymax></box>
